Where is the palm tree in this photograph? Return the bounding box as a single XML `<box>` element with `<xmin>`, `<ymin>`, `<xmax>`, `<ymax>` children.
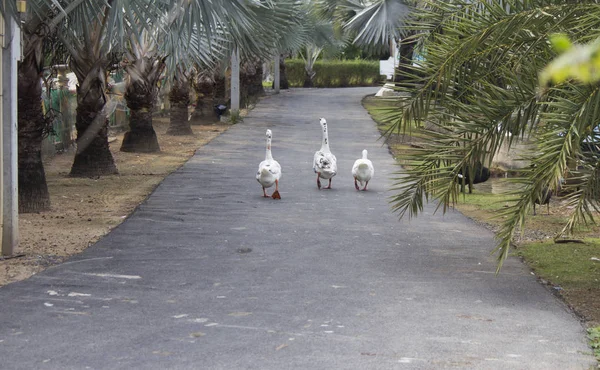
<box><xmin>190</xmin><ymin>59</ymin><xmax>235</xmax><ymax>123</ymax></box>
<box><xmin>161</xmin><ymin>0</ymin><xmax>306</xmax><ymax>132</ymax></box>
<box><xmin>56</xmin><ymin>1</ymin><xmax>162</xmax><ymax>176</ymax></box>
<box><xmin>162</xmin><ymin>0</ymin><xmax>284</xmax><ymax>134</ymax></box>
<box><xmin>121</xmin><ymin>2</ymin><xmax>229</xmax><ymax>143</ymax></box>
<box><xmin>343</xmin><ymin>0</ymin><xmax>412</xmax><ymax>81</ymax></box>
<box><xmin>18</xmin><ymin>11</ymin><xmax>52</xmax><ymax>212</ymax></box>
<box><xmin>120</xmin><ymin>31</ymin><xmax>166</xmax><ymax>152</ymax></box>
<box><xmin>17</xmin><ymin>0</ymin><xmax>93</xmax><ymax>212</ymax></box>
<box><xmin>380</xmin><ymin>0</ymin><xmax>600</xmax><ymax>269</ymax></box>
<box><xmin>234</xmin><ymin>1</ymin><xmax>310</xmax><ymax>107</ymax></box>
<box><xmin>166</xmin><ymin>67</ymin><xmax>194</xmax><ymax>135</ymax></box>
<box><xmin>280</xmin><ymin>1</ymin><xmax>345</xmax><ymax>88</ymax></box>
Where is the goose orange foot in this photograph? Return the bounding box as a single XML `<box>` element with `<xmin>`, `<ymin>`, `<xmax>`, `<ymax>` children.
<box><xmin>272</xmin><ymin>180</ymin><xmax>281</xmax><ymax>199</ymax></box>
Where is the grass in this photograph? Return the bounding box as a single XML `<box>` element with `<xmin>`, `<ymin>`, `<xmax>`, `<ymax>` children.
<box><xmin>589</xmin><ymin>327</ymin><xmax>600</xmax><ymax>361</ymax></box>
<box><xmin>453</xmin><ymin>187</ymin><xmax>580</xmax><ymax>233</ymax></box>
<box><xmin>362</xmin><ymin>95</ymin><xmax>431</xmax><ymax>141</ymax></box>
<box><xmin>517</xmin><ymin>239</ymin><xmax>600</xmax><ymax>290</ymax></box>
<box><xmin>454</xmin><ymin>188</ymin><xmax>515</xmax><ymax>212</ymax></box>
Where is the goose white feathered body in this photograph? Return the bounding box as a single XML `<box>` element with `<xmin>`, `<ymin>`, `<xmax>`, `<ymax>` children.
<box><xmin>256</xmin><ymin>160</ymin><xmax>281</xmax><ymax>188</ymax></box>
<box><xmin>256</xmin><ymin>130</ymin><xmax>281</xmax><ymax>198</ymax></box>
<box><xmin>313</xmin><ymin>151</ymin><xmax>337</xmax><ymax>179</ymax></box>
<box><xmin>313</xmin><ymin>118</ymin><xmax>337</xmax><ymax>188</ymax></box>
<box><xmin>352</xmin><ymin>149</ymin><xmax>374</xmax><ymax>190</ymax></box>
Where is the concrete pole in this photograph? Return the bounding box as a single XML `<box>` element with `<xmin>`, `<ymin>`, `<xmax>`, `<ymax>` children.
<box><xmin>274</xmin><ymin>54</ymin><xmax>280</xmax><ymax>94</ymax></box>
<box><xmin>0</xmin><ymin>14</ymin><xmax>3</xmax><ymax>251</ymax></box>
<box><xmin>2</xmin><ymin>14</ymin><xmax>20</xmax><ymax>256</ymax></box>
<box><xmin>230</xmin><ymin>47</ymin><xmax>240</xmax><ymax>115</ymax></box>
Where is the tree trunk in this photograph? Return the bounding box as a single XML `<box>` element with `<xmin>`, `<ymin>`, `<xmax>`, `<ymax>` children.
<box><xmin>121</xmin><ymin>109</ymin><xmax>159</xmax><ymax>152</ymax></box>
<box><xmin>17</xmin><ymin>31</ymin><xmax>50</xmax><ymax>213</ymax></box>
<box><xmin>394</xmin><ymin>32</ymin><xmax>416</xmax><ymax>83</ymax></box>
<box><xmin>167</xmin><ymin>78</ymin><xmax>193</xmax><ymax>135</ymax></box>
<box><xmin>272</xmin><ymin>54</ymin><xmax>289</xmax><ymax>90</ymax></box>
<box><xmin>70</xmin><ymin>62</ymin><xmax>118</xmax><ymax>177</ymax></box>
<box><xmin>191</xmin><ymin>73</ymin><xmax>219</xmax><ymax>124</ymax></box>
<box><xmin>303</xmin><ymin>70</ymin><xmax>314</xmax><ymax>88</ymax></box>
<box><xmin>240</xmin><ymin>57</ymin><xmax>264</xmax><ymax>107</ymax></box>
<box><xmin>214</xmin><ymin>74</ymin><xmax>227</xmax><ymax>103</ymax></box>
<box><xmin>121</xmin><ymin>61</ymin><xmax>161</xmax><ymax>152</ymax></box>
<box><xmin>70</xmin><ymin>105</ymin><xmax>118</xmax><ymax>177</ymax></box>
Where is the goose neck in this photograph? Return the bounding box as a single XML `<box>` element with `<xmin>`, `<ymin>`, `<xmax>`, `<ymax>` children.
<box><xmin>321</xmin><ymin>124</ymin><xmax>330</xmax><ymax>152</ymax></box>
<box><xmin>265</xmin><ymin>137</ymin><xmax>273</xmax><ymax>160</ymax></box>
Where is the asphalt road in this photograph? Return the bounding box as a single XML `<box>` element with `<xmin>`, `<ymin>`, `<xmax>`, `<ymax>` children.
<box><xmin>0</xmin><ymin>87</ymin><xmax>594</xmax><ymax>369</ymax></box>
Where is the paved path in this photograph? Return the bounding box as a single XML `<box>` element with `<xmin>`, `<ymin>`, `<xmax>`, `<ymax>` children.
<box><xmin>0</xmin><ymin>88</ymin><xmax>594</xmax><ymax>369</ymax></box>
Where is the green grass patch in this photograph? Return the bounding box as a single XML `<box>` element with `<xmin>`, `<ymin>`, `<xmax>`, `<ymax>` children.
<box><xmin>517</xmin><ymin>239</ymin><xmax>600</xmax><ymax>290</ymax></box>
<box><xmin>452</xmin><ymin>188</ymin><xmax>517</xmax><ymax>227</ymax></box>
<box><xmin>362</xmin><ymin>96</ymin><xmax>430</xmax><ymax>143</ymax></box>
<box><xmin>454</xmin><ymin>188</ymin><xmax>515</xmax><ymax>212</ymax></box>
<box><xmin>589</xmin><ymin>326</ymin><xmax>600</xmax><ymax>361</ymax></box>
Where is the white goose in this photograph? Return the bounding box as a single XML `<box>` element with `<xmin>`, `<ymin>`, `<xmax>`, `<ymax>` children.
<box><xmin>352</xmin><ymin>149</ymin><xmax>374</xmax><ymax>191</ymax></box>
<box><xmin>256</xmin><ymin>129</ymin><xmax>281</xmax><ymax>199</ymax></box>
<box><xmin>313</xmin><ymin>117</ymin><xmax>337</xmax><ymax>189</ymax></box>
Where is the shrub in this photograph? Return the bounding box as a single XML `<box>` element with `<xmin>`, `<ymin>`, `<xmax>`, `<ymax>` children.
<box><xmin>284</xmin><ymin>59</ymin><xmax>382</xmax><ymax>88</ymax></box>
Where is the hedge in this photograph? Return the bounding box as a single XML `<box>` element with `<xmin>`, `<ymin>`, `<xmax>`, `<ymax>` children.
<box><xmin>284</xmin><ymin>59</ymin><xmax>383</xmax><ymax>88</ymax></box>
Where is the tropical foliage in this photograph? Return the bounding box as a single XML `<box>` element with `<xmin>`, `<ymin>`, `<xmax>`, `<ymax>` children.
<box><xmin>15</xmin><ymin>0</ymin><xmax>313</xmax><ymax>211</ymax></box>
<box><xmin>379</xmin><ymin>0</ymin><xmax>600</xmax><ymax>269</ymax></box>
<box><xmin>18</xmin><ymin>0</ymin><xmax>110</xmax><ymax>211</ymax></box>
<box><xmin>318</xmin><ymin>0</ymin><xmax>414</xmax><ymax>80</ymax></box>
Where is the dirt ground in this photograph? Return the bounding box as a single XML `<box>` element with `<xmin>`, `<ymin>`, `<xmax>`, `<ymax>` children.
<box><xmin>0</xmin><ymin>117</ymin><xmax>229</xmax><ymax>286</ymax></box>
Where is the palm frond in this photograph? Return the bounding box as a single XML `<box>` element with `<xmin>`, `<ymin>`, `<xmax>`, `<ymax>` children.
<box><xmin>344</xmin><ymin>0</ymin><xmax>410</xmax><ymax>52</ymax></box>
<box><xmin>383</xmin><ymin>0</ymin><xmax>600</xmax><ymax>269</ymax></box>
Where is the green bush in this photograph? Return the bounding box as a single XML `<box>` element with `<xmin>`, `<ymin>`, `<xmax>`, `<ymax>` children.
<box><xmin>284</xmin><ymin>59</ymin><xmax>382</xmax><ymax>88</ymax></box>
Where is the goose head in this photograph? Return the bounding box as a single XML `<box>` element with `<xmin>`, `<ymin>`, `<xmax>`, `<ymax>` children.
<box><xmin>265</xmin><ymin>129</ymin><xmax>273</xmax><ymax>153</ymax></box>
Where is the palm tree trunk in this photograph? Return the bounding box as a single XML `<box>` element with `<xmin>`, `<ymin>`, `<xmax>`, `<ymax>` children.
<box><xmin>272</xmin><ymin>54</ymin><xmax>289</xmax><ymax>90</ymax></box>
<box><xmin>69</xmin><ymin>61</ymin><xmax>118</xmax><ymax>177</ymax></box>
<box><xmin>303</xmin><ymin>69</ymin><xmax>315</xmax><ymax>88</ymax></box>
<box><xmin>191</xmin><ymin>73</ymin><xmax>219</xmax><ymax>123</ymax></box>
<box><xmin>394</xmin><ymin>32</ymin><xmax>416</xmax><ymax>83</ymax></box>
<box><xmin>121</xmin><ymin>108</ymin><xmax>159</xmax><ymax>152</ymax></box>
<box><xmin>214</xmin><ymin>74</ymin><xmax>227</xmax><ymax>104</ymax></box>
<box><xmin>121</xmin><ymin>80</ymin><xmax>160</xmax><ymax>152</ymax></box>
<box><xmin>240</xmin><ymin>57</ymin><xmax>264</xmax><ymax>107</ymax></box>
<box><xmin>17</xmin><ymin>31</ymin><xmax>50</xmax><ymax>213</ymax></box>
<box><xmin>167</xmin><ymin>77</ymin><xmax>193</xmax><ymax>135</ymax></box>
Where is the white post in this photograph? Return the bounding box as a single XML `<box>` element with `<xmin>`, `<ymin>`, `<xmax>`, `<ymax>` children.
<box><xmin>274</xmin><ymin>54</ymin><xmax>280</xmax><ymax>94</ymax></box>
<box><xmin>230</xmin><ymin>48</ymin><xmax>240</xmax><ymax>115</ymax></box>
<box><xmin>2</xmin><ymin>14</ymin><xmax>19</xmax><ymax>256</ymax></box>
<box><xmin>0</xmin><ymin>14</ymin><xmax>3</xmax><ymax>251</ymax></box>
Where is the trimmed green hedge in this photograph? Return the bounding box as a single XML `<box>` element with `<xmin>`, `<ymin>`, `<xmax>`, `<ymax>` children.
<box><xmin>285</xmin><ymin>59</ymin><xmax>382</xmax><ymax>88</ymax></box>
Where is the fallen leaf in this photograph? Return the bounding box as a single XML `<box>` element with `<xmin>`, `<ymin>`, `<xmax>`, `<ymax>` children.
<box><xmin>228</xmin><ymin>312</ymin><xmax>252</xmax><ymax>317</ymax></box>
<box><xmin>275</xmin><ymin>344</ymin><xmax>288</xmax><ymax>351</ymax></box>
